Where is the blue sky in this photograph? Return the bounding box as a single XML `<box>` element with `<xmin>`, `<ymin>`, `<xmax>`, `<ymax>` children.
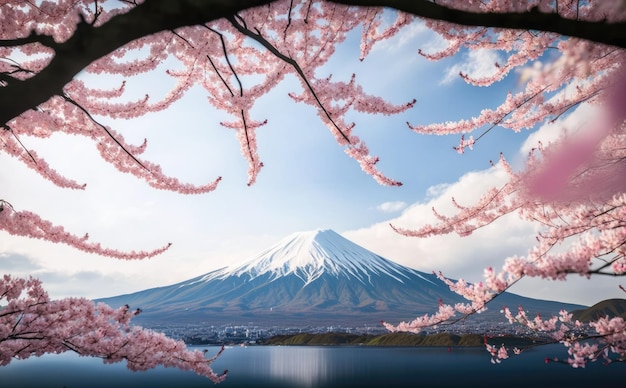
<box><xmin>1</xmin><ymin>17</ymin><xmax>623</xmax><ymax>308</ymax></box>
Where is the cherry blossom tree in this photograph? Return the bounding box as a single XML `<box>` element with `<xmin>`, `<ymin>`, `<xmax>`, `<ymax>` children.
<box><xmin>1</xmin><ymin>0</ymin><xmax>626</xmax><ymax>379</ymax></box>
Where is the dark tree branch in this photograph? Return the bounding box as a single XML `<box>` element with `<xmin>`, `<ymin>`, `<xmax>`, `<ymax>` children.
<box><xmin>331</xmin><ymin>0</ymin><xmax>626</xmax><ymax>48</ymax></box>
<box><xmin>1</xmin><ymin>125</ymin><xmax>37</xmax><ymax>165</ymax></box>
<box><xmin>205</xmin><ymin>26</ymin><xmax>244</xmax><ymax>97</ymax></box>
<box><xmin>61</xmin><ymin>94</ymin><xmax>148</xmax><ymax>170</ymax></box>
<box><xmin>206</xmin><ymin>55</ymin><xmax>235</xmax><ymax>97</ymax></box>
<box><xmin>0</xmin><ymin>0</ymin><xmax>272</xmax><ymax>127</ymax></box>
<box><xmin>1</xmin><ymin>0</ymin><xmax>626</xmax><ymax>129</ymax></box>
<box><xmin>0</xmin><ymin>30</ymin><xmax>56</xmax><ymax>48</ymax></box>
<box><xmin>203</xmin><ymin>25</ymin><xmax>257</xmax><ymax>168</ymax></box>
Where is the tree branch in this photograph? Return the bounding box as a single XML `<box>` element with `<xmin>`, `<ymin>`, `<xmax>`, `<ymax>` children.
<box><xmin>227</xmin><ymin>14</ymin><xmax>351</xmax><ymax>143</ymax></box>
<box><xmin>0</xmin><ymin>30</ymin><xmax>56</xmax><ymax>48</ymax></box>
<box><xmin>61</xmin><ymin>94</ymin><xmax>148</xmax><ymax>170</ymax></box>
<box><xmin>2</xmin><ymin>0</ymin><xmax>626</xmax><ymax>129</ymax></box>
<box><xmin>0</xmin><ymin>0</ymin><xmax>273</xmax><ymax>127</ymax></box>
<box><xmin>330</xmin><ymin>0</ymin><xmax>626</xmax><ymax>48</ymax></box>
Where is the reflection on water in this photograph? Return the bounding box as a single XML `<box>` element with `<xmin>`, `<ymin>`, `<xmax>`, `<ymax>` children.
<box><xmin>267</xmin><ymin>347</ymin><xmax>330</xmax><ymax>386</ymax></box>
<box><xmin>2</xmin><ymin>345</ymin><xmax>626</xmax><ymax>387</ymax></box>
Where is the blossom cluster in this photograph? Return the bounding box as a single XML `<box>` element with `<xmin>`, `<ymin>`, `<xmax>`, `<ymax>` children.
<box><xmin>3</xmin><ymin>1</ymin><xmax>417</xmax><ymax>192</ymax></box>
<box><xmin>0</xmin><ymin>275</ymin><xmax>227</xmax><ymax>382</ymax></box>
<box><xmin>0</xmin><ymin>200</ymin><xmax>171</xmax><ymax>260</ymax></box>
<box><xmin>385</xmin><ymin>0</ymin><xmax>626</xmax><ymax>367</ymax></box>
<box><xmin>498</xmin><ymin>306</ymin><xmax>626</xmax><ymax>367</ymax></box>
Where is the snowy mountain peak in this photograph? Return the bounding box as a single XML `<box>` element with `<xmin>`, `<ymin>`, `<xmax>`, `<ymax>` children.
<box><xmin>198</xmin><ymin>229</ymin><xmax>427</xmax><ymax>286</ymax></box>
<box><xmin>99</xmin><ymin>229</ymin><xmax>582</xmax><ymax>326</ymax></box>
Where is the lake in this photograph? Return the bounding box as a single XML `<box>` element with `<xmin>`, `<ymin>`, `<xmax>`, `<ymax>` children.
<box><xmin>1</xmin><ymin>344</ymin><xmax>624</xmax><ymax>387</ymax></box>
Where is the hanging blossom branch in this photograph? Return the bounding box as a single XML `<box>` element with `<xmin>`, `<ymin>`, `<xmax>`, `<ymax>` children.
<box><xmin>387</xmin><ymin>63</ymin><xmax>626</xmax><ymax>363</ymax></box>
<box><xmin>59</xmin><ymin>92</ymin><xmax>225</xmax><ymax>194</ymax></box>
<box><xmin>0</xmin><ymin>200</ymin><xmax>171</xmax><ymax>260</ymax></box>
<box><xmin>204</xmin><ymin>25</ymin><xmax>265</xmax><ymax>185</ymax></box>
<box><xmin>61</xmin><ymin>94</ymin><xmax>149</xmax><ymax>171</ymax></box>
<box><xmin>225</xmin><ymin>7</ymin><xmax>415</xmax><ymax>186</ymax></box>
<box><xmin>0</xmin><ymin>127</ymin><xmax>87</xmax><ymax>190</ymax></box>
<box><xmin>496</xmin><ymin>306</ymin><xmax>626</xmax><ymax>366</ymax></box>
<box><xmin>386</xmin><ymin>126</ymin><xmax>626</xmax><ymax>366</ymax></box>
<box><xmin>0</xmin><ymin>275</ymin><xmax>227</xmax><ymax>382</ymax></box>
<box><xmin>227</xmin><ymin>13</ymin><xmax>351</xmax><ymax>144</ymax></box>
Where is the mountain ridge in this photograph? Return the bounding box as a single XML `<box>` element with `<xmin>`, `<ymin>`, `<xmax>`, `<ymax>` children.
<box><xmin>98</xmin><ymin>229</ymin><xmax>585</xmax><ymax>326</ymax></box>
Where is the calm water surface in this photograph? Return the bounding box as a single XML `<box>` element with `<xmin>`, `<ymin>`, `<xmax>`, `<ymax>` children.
<box><xmin>1</xmin><ymin>345</ymin><xmax>624</xmax><ymax>387</ymax></box>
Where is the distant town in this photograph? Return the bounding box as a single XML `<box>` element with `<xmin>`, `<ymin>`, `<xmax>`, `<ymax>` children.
<box><xmin>142</xmin><ymin>320</ymin><xmax>569</xmax><ymax>346</ymax></box>
<box><xmin>134</xmin><ymin>298</ymin><xmax>621</xmax><ymax>346</ymax></box>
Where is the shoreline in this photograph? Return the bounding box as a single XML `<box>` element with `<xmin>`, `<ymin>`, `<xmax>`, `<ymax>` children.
<box><xmin>186</xmin><ymin>331</ymin><xmax>550</xmax><ymax>348</ymax></box>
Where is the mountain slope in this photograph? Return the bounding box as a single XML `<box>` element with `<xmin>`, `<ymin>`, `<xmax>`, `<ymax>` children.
<box><xmin>571</xmin><ymin>299</ymin><xmax>626</xmax><ymax>322</ymax></box>
<box><xmin>98</xmin><ymin>229</ymin><xmax>584</xmax><ymax>326</ymax></box>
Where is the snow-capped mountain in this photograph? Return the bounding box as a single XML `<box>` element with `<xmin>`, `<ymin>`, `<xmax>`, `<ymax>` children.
<box><xmin>190</xmin><ymin>229</ymin><xmax>436</xmax><ymax>287</ymax></box>
<box><xmin>98</xmin><ymin>229</ymin><xmax>583</xmax><ymax>326</ymax></box>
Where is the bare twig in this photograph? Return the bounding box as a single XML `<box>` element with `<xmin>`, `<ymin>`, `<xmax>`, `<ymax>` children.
<box><xmin>2</xmin><ymin>125</ymin><xmax>37</xmax><ymax>165</ymax></box>
<box><xmin>61</xmin><ymin>95</ymin><xmax>148</xmax><ymax>170</ymax></box>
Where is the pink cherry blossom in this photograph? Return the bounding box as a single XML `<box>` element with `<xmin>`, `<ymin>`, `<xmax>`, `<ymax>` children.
<box><xmin>0</xmin><ymin>275</ymin><xmax>227</xmax><ymax>382</ymax></box>
<box><xmin>0</xmin><ymin>200</ymin><xmax>171</xmax><ymax>260</ymax></box>
<box><xmin>383</xmin><ymin>0</ymin><xmax>626</xmax><ymax>368</ymax></box>
<box><xmin>1</xmin><ymin>0</ymin><xmax>626</xmax><ymax>376</ymax></box>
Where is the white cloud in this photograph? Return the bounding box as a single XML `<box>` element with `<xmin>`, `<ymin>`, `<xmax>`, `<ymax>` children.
<box><xmin>369</xmin><ymin>21</ymin><xmax>429</xmax><ymax>54</ymax></box>
<box><xmin>0</xmin><ymin>253</ymin><xmax>43</xmax><ymax>273</ymax></box>
<box><xmin>441</xmin><ymin>49</ymin><xmax>503</xmax><ymax>85</ymax></box>
<box><xmin>345</xmin><ymin>162</ymin><xmax>625</xmax><ymax>307</ymax></box>
<box><xmin>376</xmin><ymin>201</ymin><xmax>407</xmax><ymax>213</ymax></box>
<box><xmin>346</xmin><ymin>165</ymin><xmax>528</xmax><ymax>280</ymax></box>
<box><xmin>425</xmin><ymin>183</ymin><xmax>450</xmax><ymax>199</ymax></box>
<box><xmin>416</xmin><ymin>32</ymin><xmax>451</xmax><ymax>58</ymax></box>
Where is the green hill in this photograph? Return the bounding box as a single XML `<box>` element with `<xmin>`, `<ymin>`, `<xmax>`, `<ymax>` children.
<box><xmin>571</xmin><ymin>299</ymin><xmax>626</xmax><ymax>322</ymax></box>
<box><xmin>261</xmin><ymin>332</ymin><xmax>540</xmax><ymax>347</ymax></box>
<box><xmin>262</xmin><ymin>332</ymin><xmax>376</xmax><ymax>345</ymax></box>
